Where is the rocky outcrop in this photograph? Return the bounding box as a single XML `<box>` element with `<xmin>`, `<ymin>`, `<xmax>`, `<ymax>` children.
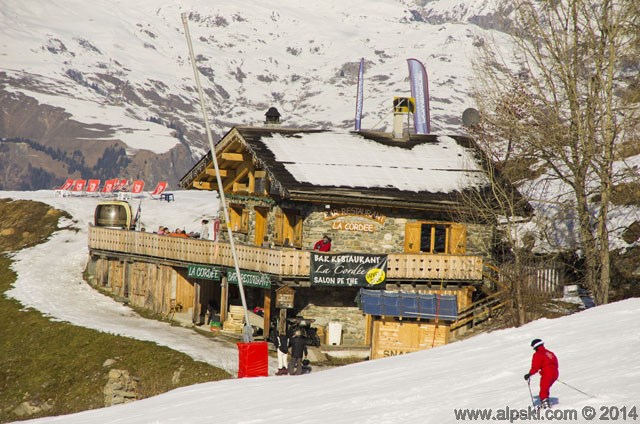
<box><xmin>0</xmin><ymin>87</ymin><xmax>196</xmax><ymax>190</ymax></box>
<box><xmin>103</xmin><ymin>369</ymin><xmax>139</xmax><ymax>407</ymax></box>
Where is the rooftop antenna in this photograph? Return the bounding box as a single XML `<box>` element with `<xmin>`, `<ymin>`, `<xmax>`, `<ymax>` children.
<box><xmin>181</xmin><ymin>13</ymin><xmax>253</xmax><ymax>342</ymax></box>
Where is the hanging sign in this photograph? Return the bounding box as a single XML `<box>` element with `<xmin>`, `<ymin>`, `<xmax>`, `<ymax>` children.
<box><xmin>275</xmin><ymin>286</ymin><xmax>295</xmax><ymax>309</ymax></box>
<box><xmin>227</xmin><ymin>269</ymin><xmax>271</xmax><ymax>289</ymax></box>
<box><xmin>310</xmin><ymin>252</ymin><xmax>387</xmax><ymax>287</ymax></box>
<box><xmin>187</xmin><ymin>264</ymin><xmax>222</xmax><ymax>280</ymax></box>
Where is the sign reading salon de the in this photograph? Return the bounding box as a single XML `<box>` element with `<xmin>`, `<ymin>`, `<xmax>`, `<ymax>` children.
<box><xmin>310</xmin><ymin>252</ymin><xmax>387</xmax><ymax>287</ymax></box>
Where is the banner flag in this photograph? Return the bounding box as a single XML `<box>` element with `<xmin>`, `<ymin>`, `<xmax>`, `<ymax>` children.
<box><xmin>407</xmin><ymin>58</ymin><xmax>431</xmax><ymax>134</ymax></box>
<box><xmin>354</xmin><ymin>58</ymin><xmax>365</xmax><ymax>131</ymax></box>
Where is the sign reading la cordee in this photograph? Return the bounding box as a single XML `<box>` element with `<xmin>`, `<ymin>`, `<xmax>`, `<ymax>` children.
<box><xmin>310</xmin><ymin>252</ymin><xmax>387</xmax><ymax>287</ymax></box>
<box><xmin>227</xmin><ymin>269</ymin><xmax>271</xmax><ymax>289</ymax></box>
<box><xmin>187</xmin><ymin>264</ymin><xmax>222</xmax><ymax>280</ymax></box>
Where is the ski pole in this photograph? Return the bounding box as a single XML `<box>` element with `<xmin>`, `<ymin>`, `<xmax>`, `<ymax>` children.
<box><xmin>527</xmin><ymin>379</ymin><xmax>535</xmax><ymax>406</ymax></box>
<box><xmin>557</xmin><ymin>379</ymin><xmax>595</xmax><ymax>398</ymax></box>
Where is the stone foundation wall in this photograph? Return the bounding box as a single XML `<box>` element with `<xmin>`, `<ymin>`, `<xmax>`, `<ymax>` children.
<box><xmin>300</xmin><ymin>304</ymin><xmax>366</xmax><ymax>345</ymax></box>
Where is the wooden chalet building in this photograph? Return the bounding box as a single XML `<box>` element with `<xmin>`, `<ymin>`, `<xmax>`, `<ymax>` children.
<box><xmin>177</xmin><ymin>123</ymin><xmax>523</xmax><ymax>356</ymax></box>
<box><xmin>86</xmin><ymin>117</ymin><xmax>529</xmax><ymax>359</ymax></box>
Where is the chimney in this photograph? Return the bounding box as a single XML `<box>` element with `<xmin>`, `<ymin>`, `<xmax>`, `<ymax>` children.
<box><xmin>265</xmin><ymin>107</ymin><xmax>281</xmax><ymax>126</ymax></box>
<box><xmin>392</xmin><ymin>97</ymin><xmax>414</xmax><ymax>140</ymax></box>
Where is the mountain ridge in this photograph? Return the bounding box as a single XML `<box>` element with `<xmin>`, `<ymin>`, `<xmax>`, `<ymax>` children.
<box><xmin>0</xmin><ymin>0</ymin><xmax>506</xmax><ymax>189</ymax></box>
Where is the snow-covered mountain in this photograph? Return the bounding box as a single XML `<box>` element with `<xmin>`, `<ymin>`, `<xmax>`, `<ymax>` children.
<box><xmin>0</xmin><ymin>0</ymin><xmax>508</xmax><ymax>189</ymax></box>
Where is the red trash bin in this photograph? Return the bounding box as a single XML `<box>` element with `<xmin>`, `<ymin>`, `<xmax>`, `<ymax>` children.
<box><xmin>237</xmin><ymin>341</ymin><xmax>268</xmax><ymax>378</ymax></box>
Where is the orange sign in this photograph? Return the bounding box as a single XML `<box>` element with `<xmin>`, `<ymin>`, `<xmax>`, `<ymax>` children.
<box><xmin>331</xmin><ymin>221</ymin><xmax>376</xmax><ymax>232</ymax></box>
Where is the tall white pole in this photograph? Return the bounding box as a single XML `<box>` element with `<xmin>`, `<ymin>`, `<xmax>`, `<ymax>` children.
<box><xmin>181</xmin><ymin>13</ymin><xmax>253</xmax><ymax>342</ymax></box>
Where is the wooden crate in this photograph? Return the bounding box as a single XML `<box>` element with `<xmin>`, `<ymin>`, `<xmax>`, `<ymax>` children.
<box><xmin>370</xmin><ymin>317</ymin><xmax>450</xmax><ymax>360</ymax></box>
<box><xmin>222</xmin><ymin>305</ymin><xmax>245</xmax><ymax>333</ymax></box>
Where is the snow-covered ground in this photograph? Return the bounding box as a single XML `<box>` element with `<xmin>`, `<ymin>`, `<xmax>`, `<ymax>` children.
<box><xmin>2</xmin><ymin>190</ymin><xmax>639</xmax><ymax>423</ymax></box>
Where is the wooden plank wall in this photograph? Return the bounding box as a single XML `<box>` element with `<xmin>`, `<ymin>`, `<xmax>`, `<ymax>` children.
<box><xmin>90</xmin><ymin>258</ymin><xmax>189</xmax><ymax>316</ymax></box>
<box><xmin>109</xmin><ymin>259</ymin><xmax>124</xmax><ymax>295</ymax></box>
<box><xmin>371</xmin><ymin>317</ymin><xmax>450</xmax><ymax>360</ymax></box>
<box><xmin>174</xmin><ymin>270</ymin><xmax>194</xmax><ymax>314</ymax></box>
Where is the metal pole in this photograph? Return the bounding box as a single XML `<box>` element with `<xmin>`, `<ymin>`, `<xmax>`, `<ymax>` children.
<box><xmin>557</xmin><ymin>379</ymin><xmax>595</xmax><ymax>398</ymax></box>
<box><xmin>181</xmin><ymin>13</ymin><xmax>253</xmax><ymax>342</ymax></box>
<box><xmin>527</xmin><ymin>379</ymin><xmax>536</xmax><ymax>407</ymax></box>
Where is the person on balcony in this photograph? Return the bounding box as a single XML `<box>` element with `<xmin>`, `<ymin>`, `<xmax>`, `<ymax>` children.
<box><xmin>313</xmin><ymin>235</ymin><xmax>332</xmax><ymax>252</ymax></box>
<box><xmin>200</xmin><ymin>219</ymin><xmax>210</xmax><ymax>240</ymax></box>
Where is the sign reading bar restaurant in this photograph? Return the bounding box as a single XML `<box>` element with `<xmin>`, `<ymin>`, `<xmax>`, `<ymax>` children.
<box><xmin>323</xmin><ymin>206</ymin><xmax>385</xmax><ymax>224</ymax></box>
<box><xmin>310</xmin><ymin>252</ymin><xmax>387</xmax><ymax>287</ymax></box>
<box><xmin>187</xmin><ymin>264</ymin><xmax>222</xmax><ymax>280</ymax></box>
<box><xmin>227</xmin><ymin>269</ymin><xmax>271</xmax><ymax>289</ymax></box>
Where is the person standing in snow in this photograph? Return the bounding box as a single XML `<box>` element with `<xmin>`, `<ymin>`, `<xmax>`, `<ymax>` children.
<box><xmin>524</xmin><ymin>339</ymin><xmax>559</xmax><ymax>409</ymax></box>
<box><xmin>274</xmin><ymin>331</ymin><xmax>289</xmax><ymax>375</ymax></box>
<box><xmin>313</xmin><ymin>235</ymin><xmax>332</xmax><ymax>252</ymax></box>
<box><xmin>288</xmin><ymin>330</ymin><xmax>308</xmax><ymax>375</ymax></box>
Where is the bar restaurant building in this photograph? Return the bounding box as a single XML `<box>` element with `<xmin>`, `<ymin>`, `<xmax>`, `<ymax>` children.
<box><xmin>87</xmin><ymin>125</ymin><xmax>527</xmax><ymax>359</ymax></box>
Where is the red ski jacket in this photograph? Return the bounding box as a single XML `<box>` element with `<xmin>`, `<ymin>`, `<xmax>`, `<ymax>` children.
<box><xmin>529</xmin><ymin>346</ymin><xmax>559</xmax><ymax>378</ymax></box>
<box><xmin>313</xmin><ymin>240</ymin><xmax>332</xmax><ymax>252</ymax></box>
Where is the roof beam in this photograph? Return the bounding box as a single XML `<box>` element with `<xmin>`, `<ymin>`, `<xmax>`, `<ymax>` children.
<box><xmin>193</xmin><ymin>180</ymin><xmax>215</xmax><ymax>190</ymax></box>
<box><xmin>206</xmin><ymin>168</ymin><xmax>232</xmax><ymax>178</ymax></box>
<box><xmin>221</xmin><ymin>152</ymin><xmax>244</xmax><ymax>162</ymax></box>
<box><xmin>223</xmin><ymin>161</ymin><xmax>252</xmax><ymax>192</ymax></box>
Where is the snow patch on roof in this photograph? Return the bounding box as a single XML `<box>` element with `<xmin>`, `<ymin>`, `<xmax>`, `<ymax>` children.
<box><xmin>262</xmin><ymin>131</ymin><xmax>488</xmax><ymax>193</ymax></box>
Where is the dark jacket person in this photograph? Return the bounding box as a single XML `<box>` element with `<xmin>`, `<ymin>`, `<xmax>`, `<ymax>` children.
<box><xmin>288</xmin><ymin>330</ymin><xmax>308</xmax><ymax>375</ymax></box>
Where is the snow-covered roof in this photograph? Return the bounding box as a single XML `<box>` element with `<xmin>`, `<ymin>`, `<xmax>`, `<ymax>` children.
<box><xmin>229</xmin><ymin>127</ymin><xmax>493</xmax><ymax>208</ymax></box>
<box><xmin>260</xmin><ymin>130</ymin><xmax>488</xmax><ymax>193</ymax></box>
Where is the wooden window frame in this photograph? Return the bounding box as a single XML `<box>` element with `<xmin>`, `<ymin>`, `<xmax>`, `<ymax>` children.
<box><xmin>404</xmin><ymin>221</ymin><xmax>466</xmax><ymax>254</ymax></box>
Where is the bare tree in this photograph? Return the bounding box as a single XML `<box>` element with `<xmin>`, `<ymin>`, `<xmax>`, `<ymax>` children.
<box><xmin>472</xmin><ymin>0</ymin><xmax>639</xmax><ymax>305</ymax></box>
<box><xmin>459</xmin><ymin>126</ymin><xmax>540</xmax><ymax>327</ymax></box>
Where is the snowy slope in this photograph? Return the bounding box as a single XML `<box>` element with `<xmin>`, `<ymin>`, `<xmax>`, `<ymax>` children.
<box><xmin>25</xmin><ymin>297</ymin><xmax>640</xmax><ymax>423</ymax></box>
<box><xmin>0</xmin><ymin>0</ymin><xmax>501</xmax><ymax>156</ymax></box>
<box><xmin>3</xmin><ymin>190</ymin><xmax>639</xmax><ymax>424</ymax></box>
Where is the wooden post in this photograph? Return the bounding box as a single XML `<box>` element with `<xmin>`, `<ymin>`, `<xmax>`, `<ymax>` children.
<box><xmin>193</xmin><ymin>282</ymin><xmax>201</xmax><ymax>324</ymax></box>
<box><xmin>278</xmin><ymin>309</ymin><xmax>287</xmax><ymax>335</ymax></box>
<box><xmin>364</xmin><ymin>313</ymin><xmax>373</xmax><ymax>346</ymax></box>
<box><xmin>263</xmin><ymin>289</ymin><xmax>271</xmax><ymax>340</ymax></box>
<box><xmin>220</xmin><ymin>276</ymin><xmax>228</xmax><ymax>323</ymax></box>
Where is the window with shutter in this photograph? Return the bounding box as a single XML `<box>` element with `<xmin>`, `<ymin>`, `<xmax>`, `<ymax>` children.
<box><xmin>405</xmin><ymin>222</ymin><xmax>466</xmax><ymax>254</ymax></box>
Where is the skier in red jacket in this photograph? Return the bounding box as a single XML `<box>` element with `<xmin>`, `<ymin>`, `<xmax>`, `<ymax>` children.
<box><xmin>524</xmin><ymin>339</ymin><xmax>559</xmax><ymax>409</ymax></box>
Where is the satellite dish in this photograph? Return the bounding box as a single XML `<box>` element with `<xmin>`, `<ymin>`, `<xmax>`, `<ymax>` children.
<box><xmin>462</xmin><ymin>108</ymin><xmax>481</xmax><ymax>127</ymax></box>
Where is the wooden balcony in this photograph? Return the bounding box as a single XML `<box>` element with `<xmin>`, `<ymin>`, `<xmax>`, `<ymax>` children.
<box><xmin>88</xmin><ymin>226</ymin><xmax>483</xmax><ymax>281</ymax></box>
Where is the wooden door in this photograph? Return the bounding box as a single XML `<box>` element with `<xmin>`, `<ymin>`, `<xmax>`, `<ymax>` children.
<box><xmin>254</xmin><ymin>207</ymin><xmax>268</xmax><ymax>246</ymax></box>
<box><xmin>404</xmin><ymin>222</ymin><xmax>422</xmax><ymax>253</ymax></box>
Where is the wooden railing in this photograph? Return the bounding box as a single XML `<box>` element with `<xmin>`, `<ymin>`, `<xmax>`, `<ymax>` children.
<box><xmin>88</xmin><ymin>226</ymin><xmax>483</xmax><ymax>281</ymax></box>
